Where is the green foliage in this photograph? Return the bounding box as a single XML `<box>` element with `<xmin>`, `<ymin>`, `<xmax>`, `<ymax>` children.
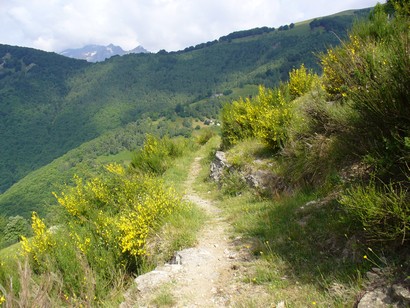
<box><xmin>0</xmin><ymin>140</ymin><xmax>206</xmax><ymax>306</ymax></box>
<box><xmin>218</xmin><ymin>2</ymin><xmax>410</xmax><ymax>254</ymax></box>
<box><xmin>0</xmin><ymin>9</ymin><xmax>365</xmax><ymax>198</ymax></box>
<box><xmin>321</xmin><ymin>5</ymin><xmax>410</xmax><ymax>179</ymax></box>
<box><xmin>386</xmin><ymin>0</ymin><xmax>410</xmax><ymax>16</ymax></box>
<box><xmin>0</xmin><ymin>215</ymin><xmax>7</xmax><ymax>239</ymax></box>
<box><xmin>340</xmin><ymin>180</ymin><xmax>410</xmax><ymax>244</ymax></box>
<box><xmin>193</xmin><ymin>128</ymin><xmax>217</xmax><ymax>146</ymax></box>
<box><xmin>17</xmin><ymin>163</ymin><xmax>185</xmax><ymax>303</ymax></box>
<box><xmin>131</xmin><ymin>134</ymin><xmax>193</xmax><ymax>175</ymax></box>
<box><xmin>221</xmin><ymin>84</ymin><xmax>293</xmax><ymax>151</ymax></box>
<box><xmin>2</xmin><ymin>216</ymin><xmax>31</xmax><ymax>246</ymax></box>
<box><xmin>309</xmin><ymin>13</ymin><xmax>367</xmax><ymax>33</ymax></box>
<box><xmin>281</xmin><ymin>93</ymin><xmax>358</xmax><ymax>188</ymax></box>
<box><xmin>288</xmin><ymin>64</ymin><xmax>319</xmax><ymax>99</ymax></box>
<box><xmin>281</xmin><ymin>4</ymin><xmax>410</xmax><ymax>250</ymax></box>
<box><xmin>220</xmin><ymin>170</ymin><xmax>248</xmax><ymax>197</ymax></box>
<box><xmin>0</xmin><ymin>118</ymin><xmax>190</xmax><ymax>219</ymax></box>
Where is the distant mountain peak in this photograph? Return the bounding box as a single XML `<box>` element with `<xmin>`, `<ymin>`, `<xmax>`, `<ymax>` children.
<box><xmin>60</xmin><ymin>44</ymin><xmax>148</xmax><ymax>62</ymax></box>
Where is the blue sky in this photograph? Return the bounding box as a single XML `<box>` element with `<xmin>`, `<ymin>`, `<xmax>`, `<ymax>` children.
<box><xmin>0</xmin><ymin>0</ymin><xmax>383</xmax><ymax>52</ymax></box>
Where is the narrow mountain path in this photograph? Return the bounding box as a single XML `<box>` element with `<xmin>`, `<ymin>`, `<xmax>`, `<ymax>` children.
<box><xmin>122</xmin><ymin>156</ymin><xmax>271</xmax><ymax>307</ymax></box>
<box><xmin>169</xmin><ymin>156</ymin><xmax>239</xmax><ymax>306</ymax></box>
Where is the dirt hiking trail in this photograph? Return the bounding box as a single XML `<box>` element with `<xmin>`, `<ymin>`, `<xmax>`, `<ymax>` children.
<box><xmin>121</xmin><ymin>156</ymin><xmax>271</xmax><ymax>307</ymax></box>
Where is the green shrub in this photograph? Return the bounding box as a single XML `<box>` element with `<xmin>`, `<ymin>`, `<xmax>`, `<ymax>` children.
<box><xmin>281</xmin><ymin>90</ymin><xmax>359</xmax><ymax>189</ymax></box>
<box><xmin>194</xmin><ymin>128</ymin><xmax>217</xmax><ymax>145</ymax></box>
<box><xmin>340</xmin><ymin>180</ymin><xmax>410</xmax><ymax>244</ymax></box>
<box><xmin>220</xmin><ymin>170</ymin><xmax>248</xmax><ymax>196</ymax></box>
<box><xmin>18</xmin><ymin>163</ymin><xmax>185</xmax><ymax>303</ymax></box>
<box><xmin>288</xmin><ymin>64</ymin><xmax>320</xmax><ymax>100</ymax></box>
<box><xmin>131</xmin><ymin>134</ymin><xmax>192</xmax><ymax>175</ymax></box>
<box><xmin>221</xmin><ymin>97</ymin><xmax>256</xmax><ymax>148</ymax></box>
<box><xmin>221</xmin><ymin>85</ymin><xmax>292</xmax><ymax>151</ymax></box>
<box><xmin>2</xmin><ymin>216</ymin><xmax>31</xmax><ymax>246</ymax></box>
<box><xmin>321</xmin><ymin>5</ymin><xmax>410</xmax><ymax>179</ymax></box>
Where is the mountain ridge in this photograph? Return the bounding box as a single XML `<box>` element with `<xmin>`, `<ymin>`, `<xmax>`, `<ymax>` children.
<box><xmin>60</xmin><ymin>43</ymin><xmax>149</xmax><ymax>62</ymax></box>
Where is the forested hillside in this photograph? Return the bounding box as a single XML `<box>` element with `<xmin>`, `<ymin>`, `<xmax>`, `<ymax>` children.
<box><xmin>0</xmin><ymin>46</ymin><xmax>89</xmax><ymax>192</ymax></box>
<box><xmin>0</xmin><ymin>9</ymin><xmax>368</xmax><ymax>197</ymax></box>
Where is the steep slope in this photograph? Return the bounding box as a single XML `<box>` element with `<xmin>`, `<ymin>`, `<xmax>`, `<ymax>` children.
<box><xmin>0</xmin><ymin>45</ymin><xmax>90</xmax><ymax>192</ymax></box>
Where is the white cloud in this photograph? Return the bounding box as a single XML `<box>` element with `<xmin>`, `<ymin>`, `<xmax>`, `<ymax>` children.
<box><xmin>0</xmin><ymin>0</ymin><xmax>383</xmax><ymax>53</ymax></box>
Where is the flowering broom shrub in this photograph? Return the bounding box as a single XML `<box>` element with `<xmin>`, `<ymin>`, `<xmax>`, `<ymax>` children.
<box><xmin>288</xmin><ymin>64</ymin><xmax>320</xmax><ymax>99</ymax></box>
<box><xmin>53</xmin><ymin>163</ymin><xmax>182</xmax><ymax>269</ymax></box>
<box><xmin>221</xmin><ymin>96</ymin><xmax>256</xmax><ymax>148</ymax></box>
<box><xmin>321</xmin><ymin>5</ymin><xmax>410</xmax><ymax>173</ymax></box>
<box><xmin>221</xmin><ymin>65</ymin><xmax>318</xmax><ymax>151</ymax></box>
<box><xmin>221</xmin><ymin>85</ymin><xmax>292</xmax><ymax>151</ymax></box>
<box><xmin>21</xmin><ymin>212</ymin><xmax>56</xmax><ymax>266</ymax></box>
<box><xmin>17</xmin><ymin>162</ymin><xmax>184</xmax><ymax>303</ymax></box>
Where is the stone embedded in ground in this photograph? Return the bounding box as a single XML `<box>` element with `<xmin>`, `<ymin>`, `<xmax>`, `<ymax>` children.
<box><xmin>392</xmin><ymin>284</ymin><xmax>410</xmax><ymax>305</ymax></box>
<box><xmin>357</xmin><ymin>287</ymin><xmax>397</xmax><ymax>308</ymax></box>
<box><xmin>210</xmin><ymin>151</ymin><xmax>230</xmax><ymax>182</ymax></box>
<box><xmin>134</xmin><ymin>270</ymin><xmax>171</xmax><ymax>292</ymax></box>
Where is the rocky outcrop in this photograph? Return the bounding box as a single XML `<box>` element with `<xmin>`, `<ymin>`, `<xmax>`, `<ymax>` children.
<box><xmin>210</xmin><ymin>151</ymin><xmax>287</xmax><ymax>195</ymax></box>
<box><xmin>209</xmin><ymin>151</ymin><xmax>230</xmax><ymax>182</ymax></box>
<box><xmin>356</xmin><ymin>267</ymin><xmax>410</xmax><ymax>308</ymax></box>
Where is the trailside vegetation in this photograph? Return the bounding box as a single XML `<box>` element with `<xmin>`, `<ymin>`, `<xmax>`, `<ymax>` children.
<box><xmin>207</xmin><ymin>2</ymin><xmax>409</xmax><ymax>305</ymax></box>
<box><xmin>0</xmin><ymin>134</ymin><xmax>203</xmax><ymax>306</ymax></box>
<box><xmin>221</xmin><ymin>65</ymin><xmax>318</xmax><ymax>150</ymax></box>
<box><xmin>220</xmin><ymin>1</ymin><xmax>410</xmax><ymax>257</ymax></box>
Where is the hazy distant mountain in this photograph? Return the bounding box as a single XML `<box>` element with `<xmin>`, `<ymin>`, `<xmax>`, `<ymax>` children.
<box><xmin>60</xmin><ymin>44</ymin><xmax>148</xmax><ymax>62</ymax></box>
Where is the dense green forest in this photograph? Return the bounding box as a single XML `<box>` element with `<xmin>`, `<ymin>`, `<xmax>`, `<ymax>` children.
<box><xmin>0</xmin><ymin>9</ymin><xmax>368</xmax><ymax>197</ymax></box>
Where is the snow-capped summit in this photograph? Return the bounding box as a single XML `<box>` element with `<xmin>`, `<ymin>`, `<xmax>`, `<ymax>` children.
<box><xmin>60</xmin><ymin>44</ymin><xmax>148</xmax><ymax>62</ymax></box>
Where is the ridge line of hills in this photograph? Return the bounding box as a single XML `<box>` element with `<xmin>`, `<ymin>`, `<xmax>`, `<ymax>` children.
<box><xmin>60</xmin><ymin>44</ymin><xmax>149</xmax><ymax>62</ymax></box>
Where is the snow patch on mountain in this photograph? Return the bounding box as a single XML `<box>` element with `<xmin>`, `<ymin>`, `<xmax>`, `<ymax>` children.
<box><xmin>60</xmin><ymin>44</ymin><xmax>149</xmax><ymax>62</ymax></box>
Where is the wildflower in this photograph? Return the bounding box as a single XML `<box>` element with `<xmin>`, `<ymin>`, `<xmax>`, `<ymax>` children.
<box><xmin>363</xmin><ymin>255</ymin><xmax>368</xmax><ymax>259</ymax></box>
